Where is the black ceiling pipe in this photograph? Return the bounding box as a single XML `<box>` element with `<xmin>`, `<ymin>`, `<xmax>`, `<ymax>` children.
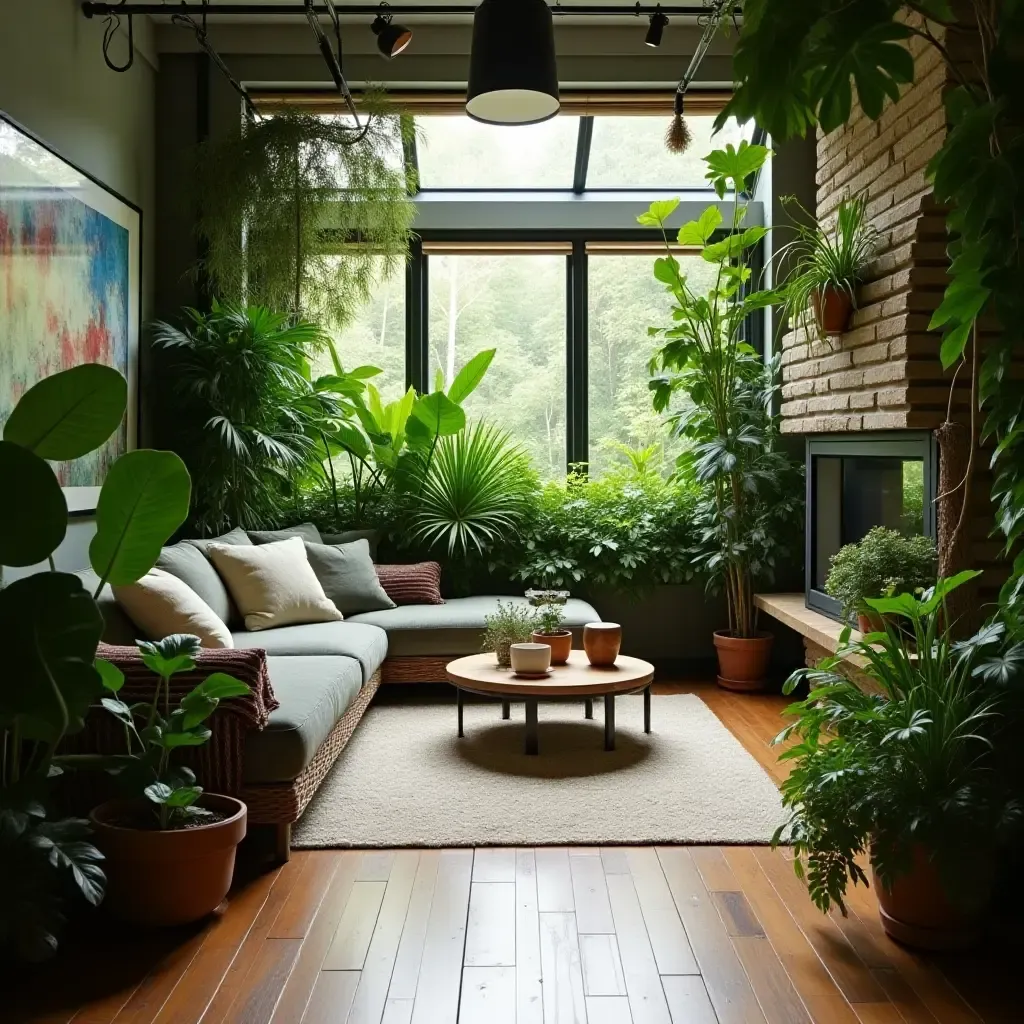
<box><xmin>466</xmin><ymin>0</ymin><xmax>559</xmax><ymax>126</ymax></box>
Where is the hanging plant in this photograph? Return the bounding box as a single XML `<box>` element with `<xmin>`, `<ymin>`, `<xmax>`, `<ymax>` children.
<box><xmin>195</xmin><ymin>94</ymin><xmax>417</xmax><ymax>327</ymax></box>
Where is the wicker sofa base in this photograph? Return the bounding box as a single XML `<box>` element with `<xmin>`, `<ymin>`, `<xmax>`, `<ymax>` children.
<box><xmin>381</xmin><ymin>655</ymin><xmax>452</xmax><ymax>684</ymax></box>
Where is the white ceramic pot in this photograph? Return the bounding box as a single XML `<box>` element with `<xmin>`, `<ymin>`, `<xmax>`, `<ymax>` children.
<box><xmin>510</xmin><ymin>642</ymin><xmax>552</xmax><ymax>676</ymax></box>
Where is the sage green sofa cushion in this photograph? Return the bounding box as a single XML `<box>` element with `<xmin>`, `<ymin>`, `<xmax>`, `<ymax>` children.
<box><xmin>242</xmin><ymin>655</ymin><xmax>363</xmax><ymax>784</ymax></box>
<box><xmin>231</xmin><ymin>621</ymin><xmax>388</xmax><ymax>683</ymax></box>
<box><xmin>347</xmin><ymin>596</ymin><xmax>600</xmax><ymax>657</ymax></box>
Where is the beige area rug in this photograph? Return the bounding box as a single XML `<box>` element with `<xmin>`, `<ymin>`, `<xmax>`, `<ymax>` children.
<box><xmin>292</xmin><ymin>694</ymin><xmax>786</xmax><ymax>849</ymax></box>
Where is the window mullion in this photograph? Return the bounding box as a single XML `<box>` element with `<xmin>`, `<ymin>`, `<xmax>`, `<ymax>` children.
<box><xmin>566</xmin><ymin>241</ymin><xmax>588</xmax><ymax>472</ymax></box>
<box><xmin>573</xmin><ymin>116</ymin><xmax>594</xmax><ymax>195</ymax></box>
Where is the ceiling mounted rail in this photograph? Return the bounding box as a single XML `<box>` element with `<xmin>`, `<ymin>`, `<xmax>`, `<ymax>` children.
<box><xmin>82</xmin><ymin>3</ymin><xmax>736</xmax><ymax>17</ymax></box>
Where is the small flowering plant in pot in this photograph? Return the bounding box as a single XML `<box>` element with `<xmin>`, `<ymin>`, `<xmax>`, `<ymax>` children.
<box><xmin>89</xmin><ymin>634</ymin><xmax>251</xmax><ymax>927</ymax></box>
<box><xmin>527</xmin><ymin>589</ymin><xmax>573</xmax><ymax>665</ymax></box>
<box><xmin>483</xmin><ymin>601</ymin><xmax>539</xmax><ymax>668</ymax></box>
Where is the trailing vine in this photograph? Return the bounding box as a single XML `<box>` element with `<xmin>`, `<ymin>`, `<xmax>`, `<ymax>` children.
<box><xmin>723</xmin><ymin>0</ymin><xmax>1024</xmax><ymax>614</ymax></box>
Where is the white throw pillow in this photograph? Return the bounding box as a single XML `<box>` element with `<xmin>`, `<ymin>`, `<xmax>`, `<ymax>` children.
<box><xmin>113</xmin><ymin>568</ymin><xmax>234</xmax><ymax>649</ymax></box>
<box><xmin>206</xmin><ymin>536</ymin><xmax>343</xmax><ymax>632</ymax></box>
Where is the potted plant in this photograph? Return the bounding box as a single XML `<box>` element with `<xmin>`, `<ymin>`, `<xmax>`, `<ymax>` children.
<box><xmin>88</xmin><ymin>634</ymin><xmax>250</xmax><ymax>927</ymax></box>
<box><xmin>527</xmin><ymin>589</ymin><xmax>573</xmax><ymax>665</ymax></box>
<box><xmin>0</xmin><ymin>363</ymin><xmax>190</xmax><ymax>959</ymax></box>
<box><xmin>483</xmin><ymin>601</ymin><xmax>539</xmax><ymax>667</ymax></box>
<box><xmin>642</xmin><ymin>143</ymin><xmax>803</xmax><ymax>691</ymax></box>
<box><xmin>775</xmin><ymin>572</ymin><xmax>1023</xmax><ymax>949</ymax></box>
<box><xmin>825</xmin><ymin>526</ymin><xmax>937</xmax><ymax>632</ymax></box>
<box><xmin>779</xmin><ymin>192</ymin><xmax>879</xmax><ymax>337</ymax></box>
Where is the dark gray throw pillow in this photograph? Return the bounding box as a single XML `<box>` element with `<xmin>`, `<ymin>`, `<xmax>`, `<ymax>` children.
<box><xmin>181</xmin><ymin>527</ymin><xmax>253</xmax><ymax>626</ymax></box>
<box><xmin>156</xmin><ymin>542</ymin><xmax>235</xmax><ymax>625</ymax></box>
<box><xmin>320</xmin><ymin>528</ymin><xmax>380</xmax><ymax>559</ymax></box>
<box><xmin>305</xmin><ymin>539</ymin><xmax>396</xmax><ymax>616</ymax></box>
<box><xmin>249</xmin><ymin>523</ymin><xmax>323</xmax><ymax>545</ymax></box>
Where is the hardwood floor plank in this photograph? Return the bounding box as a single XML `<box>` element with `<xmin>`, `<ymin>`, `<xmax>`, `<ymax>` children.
<box><xmin>381</xmin><ymin>1000</ymin><xmax>413</xmax><ymax>1024</ymax></box>
<box><xmin>580</xmin><ymin>934</ymin><xmax>627</xmax><ymax>997</ymax></box>
<box><xmin>691</xmin><ymin>846</ymin><xmax>741</xmax><ymax>892</ymax></box>
<box><xmin>270</xmin><ymin>853</ymin><xmax>361</xmax><ymax>1024</ymax></box>
<box><xmin>536</xmin><ymin>847</ymin><xmax>575</xmax><ymax>913</ymax></box>
<box><xmin>569</xmin><ymin>852</ymin><xmax>615</xmax><ymax>934</ymax></box>
<box><xmin>322</xmin><ymin>881</ymin><xmax>388</xmax><ymax>972</ymax></box>
<box><xmin>269</xmin><ymin>853</ymin><xmax>339</xmax><ymax>940</ymax></box>
<box><xmin>870</xmin><ymin>969</ymin><xmax>941</xmax><ymax>1024</ymax></box>
<box><xmin>722</xmin><ymin>848</ymin><xmax>860</xmax><ymax>1024</ymax></box>
<box><xmin>222</xmin><ymin>938</ymin><xmax>301</xmax><ymax>1024</ymax></box>
<box><xmin>299</xmin><ymin>970</ymin><xmax>360</xmax><ymax>1024</ymax></box>
<box><xmin>464</xmin><ymin>882</ymin><xmax>516</xmax><ymax>967</ymax></box>
<box><xmin>851</xmin><ymin>1004</ymin><xmax>908</xmax><ymax>1024</ymax></box>
<box><xmin>409</xmin><ymin>849</ymin><xmax>473</xmax><ymax>1024</ymax></box>
<box><xmin>586</xmin><ymin>997</ymin><xmax>635</xmax><ymax>1024</ymax></box>
<box><xmin>656</xmin><ymin>847</ymin><xmax>767</xmax><ymax>1024</ymax></box>
<box><xmin>731</xmin><ymin>935</ymin><xmax>812</xmax><ymax>1024</ymax></box>
<box><xmin>604</xmin><ymin>871</ymin><xmax>673</xmax><ymax>1024</ymax></box>
<box><xmin>626</xmin><ymin>848</ymin><xmax>699</xmax><ymax>976</ymax></box>
<box><xmin>386</xmin><ymin>851</ymin><xmax>440</xmax><ymax>1003</ymax></box>
<box><xmin>358</xmin><ymin>852</ymin><xmax>396</xmax><ymax>883</ymax></box>
<box><xmin>661</xmin><ymin>976</ymin><xmax>718</xmax><ymax>1024</ymax></box>
<box><xmin>601</xmin><ymin>848</ymin><xmax>631</xmax><ymax>875</ymax></box>
<box><xmin>713</xmin><ymin>891</ymin><xmax>767</xmax><ymax>938</ymax></box>
<box><xmin>472</xmin><ymin>847</ymin><xmax>516</xmax><ymax>882</ymax></box>
<box><xmin>348</xmin><ymin>851</ymin><xmax>420</xmax><ymax>1024</ymax></box>
<box><xmin>539</xmin><ymin>912</ymin><xmax>588</xmax><ymax>1024</ymax></box>
<box><xmin>458</xmin><ymin>967</ymin><xmax>516</xmax><ymax>1024</ymax></box>
<box><xmin>516</xmin><ymin>848</ymin><xmax>544</xmax><ymax>1024</ymax></box>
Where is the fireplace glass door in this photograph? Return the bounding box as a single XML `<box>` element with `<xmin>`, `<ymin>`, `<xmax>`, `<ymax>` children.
<box><xmin>807</xmin><ymin>434</ymin><xmax>936</xmax><ymax>620</ymax></box>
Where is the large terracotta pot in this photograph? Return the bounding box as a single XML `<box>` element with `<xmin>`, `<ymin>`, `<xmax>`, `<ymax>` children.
<box><xmin>91</xmin><ymin>794</ymin><xmax>247</xmax><ymax>926</ymax></box>
<box><xmin>812</xmin><ymin>284</ymin><xmax>853</xmax><ymax>336</ymax></box>
<box><xmin>872</xmin><ymin>845</ymin><xmax>992</xmax><ymax>950</ymax></box>
<box><xmin>713</xmin><ymin>631</ymin><xmax>774</xmax><ymax>691</ymax></box>
<box><xmin>857</xmin><ymin>611</ymin><xmax>884</xmax><ymax>634</ymax></box>
<box><xmin>583</xmin><ymin>622</ymin><xmax>622</xmax><ymax>667</ymax></box>
<box><xmin>532</xmin><ymin>629</ymin><xmax>573</xmax><ymax>665</ymax></box>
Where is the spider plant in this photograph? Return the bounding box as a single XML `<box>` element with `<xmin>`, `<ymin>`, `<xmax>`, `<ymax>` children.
<box><xmin>775</xmin><ymin>571</ymin><xmax>1024</xmax><ymax>917</ymax></box>
<box><xmin>779</xmin><ymin>192</ymin><xmax>879</xmax><ymax>338</ymax></box>
<box><xmin>409</xmin><ymin>420</ymin><xmax>535</xmax><ymax>557</ymax></box>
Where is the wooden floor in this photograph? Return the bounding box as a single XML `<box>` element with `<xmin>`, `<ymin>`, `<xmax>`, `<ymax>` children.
<box><xmin>6</xmin><ymin>683</ymin><xmax>1020</xmax><ymax>1024</ymax></box>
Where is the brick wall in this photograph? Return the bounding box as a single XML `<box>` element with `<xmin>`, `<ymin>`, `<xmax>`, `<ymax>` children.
<box><xmin>779</xmin><ymin>20</ymin><xmax>958</xmax><ymax>435</ymax></box>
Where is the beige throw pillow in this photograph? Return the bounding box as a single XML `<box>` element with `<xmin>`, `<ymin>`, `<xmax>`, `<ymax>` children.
<box><xmin>206</xmin><ymin>536</ymin><xmax>343</xmax><ymax>632</ymax></box>
<box><xmin>113</xmin><ymin>568</ymin><xmax>234</xmax><ymax>649</ymax></box>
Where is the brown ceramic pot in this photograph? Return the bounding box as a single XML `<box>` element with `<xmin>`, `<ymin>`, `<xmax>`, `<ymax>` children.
<box><xmin>532</xmin><ymin>629</ymin><xmax>573</xmax><ymax>665</ymax></box>
<box><xmin>812</xmin><ymin>284</ymin><xmax>853</xmax><ymax>335</ymax></box>
<box><xmin>91</xmin><ymin>794</ymin><xmax>247</xmax><ymax>927</ymax></box>
<box><xmin>872</xmin><ymin>845</ymin><xmax>992</xmax><ymax>950</ymax></box>
<box><xmin>857</xmin><ymin>611</ymin><xmax>885</xmax><ymax>634</ymax></box>
<box><xmin>713</xmin><ymin>630</ymin><xmax>774</xmax><ymax>692</ymax></box>
<box><xmin>583</xmin><ymin>622</ymin><xmax>622</xmax><ymax>667</ymax></box>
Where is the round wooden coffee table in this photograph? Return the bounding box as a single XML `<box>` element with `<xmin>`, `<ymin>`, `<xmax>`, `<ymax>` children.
<box><xmin>445</xmin><ymin>650</ymin><xmax>655</xmax><ymax>755</ymax></box>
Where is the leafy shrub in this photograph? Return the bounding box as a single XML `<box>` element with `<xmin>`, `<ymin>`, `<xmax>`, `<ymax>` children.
<box><xmin>482</xmin><ymin>602</ymin><xmax>539</xmax><ymax>667</ymax></box>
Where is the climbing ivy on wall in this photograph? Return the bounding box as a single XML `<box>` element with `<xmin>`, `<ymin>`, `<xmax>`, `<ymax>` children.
<box><xmin>723</xmin><ymin>0</ymin><xmax>1024</xmax><ymax>612</ymax></box>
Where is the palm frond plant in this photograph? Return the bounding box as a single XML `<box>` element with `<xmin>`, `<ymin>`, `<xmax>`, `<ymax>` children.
<box><xmin>778</xmin><ymin>192</ymin><xmax>879</xmax><ymax>338</ymax></box>
<box><xmin>775</xmin><ymin>572</ymin><xmax>1024</xmax><ymax>945</ymax></box>
<box><xmin>196</xmin><ymin>100</ymin><xmax>416</xmax><ymax>328</ymax></box>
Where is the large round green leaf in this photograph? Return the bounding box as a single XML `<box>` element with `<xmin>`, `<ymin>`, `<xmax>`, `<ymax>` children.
<box><xmin>411</xmin><ymin>392</ymin><xmax>466</xmax><ymax>437</ymax></box>
<box><xmin>0</xmin><ymin>572</ymin><xmax>104</xmax><ymax>743</ymax></box>
<box><xmin>0</xmin><ymin>441</ymin><xmax>67</xmax><ymax>567</ymax></box>
<box><xmin>89</xmin><ymin>450</ymin><xmax>191</xmax><ymax>587</ymax></box>
<box><xmin>3</xmin><ymin>364</ymin><xmax>127</xmax><ymax>460</ymax></box>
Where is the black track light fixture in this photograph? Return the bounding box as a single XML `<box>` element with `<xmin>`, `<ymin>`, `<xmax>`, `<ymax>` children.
<box><xmin>371</xmin><ymin>4</ymin><xmax>413</xmax><ymax>59</ymax></box>
<box><xmin>645</xmin><ymin>6</ymin><xmax>669</xmax><ymax>47</ymax></box>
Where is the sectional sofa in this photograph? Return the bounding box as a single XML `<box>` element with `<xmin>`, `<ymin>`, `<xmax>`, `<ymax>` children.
<box><xmin>78</xmin><ymin>529</ymin><xmax>598</xmax><ymax>858</ymax></box>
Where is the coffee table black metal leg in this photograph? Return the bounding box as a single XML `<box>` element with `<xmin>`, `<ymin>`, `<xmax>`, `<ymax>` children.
<box><xmin>584</xmin><ymin>698</ymin><xmax>593</xmax><ymax>720</ymax></box>
<box><xmin>457</xmin><ymin>687</ymin><xmax>464</xmax><ymax>738</ymax></box>
<box><xmin>502</xmin><ymin>699</ymin><xmax>511</xmax><ymax>720</ymax></box>
<box><xmin>644</xmin><ymin>685</ymin><xmax>652</xmax><ymax>734</ymax></box>
<box><xmin>525</xmin><ymin>698</ymin><xmax>539</xmax><ymax>756</ymax></box>
<box><xmin>604</xmin><ymin>694</ymin><xmax>616</xmax><ymax>751</ymax></box>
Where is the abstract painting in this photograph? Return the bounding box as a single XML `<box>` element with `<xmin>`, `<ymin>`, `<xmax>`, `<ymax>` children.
<box><xmin>0</xmin><ymin>112</ymin><xmax>140</xmax><ymax>511</ymax></box>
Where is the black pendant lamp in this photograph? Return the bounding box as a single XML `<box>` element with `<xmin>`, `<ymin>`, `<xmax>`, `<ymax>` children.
<box><xmin>466</xmin><ymin>0</ymin><xmax>560</xmax><ymax>126</ymax></box>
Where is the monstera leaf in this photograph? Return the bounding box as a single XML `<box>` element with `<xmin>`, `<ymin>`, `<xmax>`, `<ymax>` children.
<box><xmin>0</xmin><ymin>441</ymin><xmax>67</xmax><ymax>568</ymax></box>
<box><xmin>89</xmin><ymin>450</ymin><xmax>191</xmax><ymax>588</ymax></box>
<box><xmin>3</xmin><ymin>364</ymin><xmax>126</xmax><ymax>461</ymax></box>
<box><xmin>0</xmin><ymin>573</ymin><xmax>105</xmax><ymax>745</ymax></box>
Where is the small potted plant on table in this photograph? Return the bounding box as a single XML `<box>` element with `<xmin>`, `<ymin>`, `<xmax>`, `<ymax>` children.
<box><xmin>527</xmin><ymin>589</ymin><xmax>573</xmax><ymax>665</ymax></box>
<box><xmin>775</xmin><ymin>572</ymin><xmax>1022</xmax><ymax>949</ymax></box>
<box><xmin>483</xmin><ymin>601</ymin><xmax>539</xmax><ymax>667</ymax></box>
<box><xmin>89</xmin><ymin>634</ymin><xmax>250</xmax><ymax>926</ymax></box>
<box><xmin>825</xmin><ymin>526</ymin><xmax>937</xmax><ymax>632</ymax></box>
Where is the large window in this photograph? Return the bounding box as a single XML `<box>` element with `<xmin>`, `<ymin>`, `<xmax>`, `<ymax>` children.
<box><xmin>427</xmin><ymin>252</ymin><xmax>567</xmax><ymax>480</ymax></box>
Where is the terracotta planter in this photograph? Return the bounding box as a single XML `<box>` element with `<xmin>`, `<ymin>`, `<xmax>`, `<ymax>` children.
<box><xmin>872</xmin><ymin>845</ymin><xmax>992</xmax><ymax>950</ymax></box>
<box><xmin>532</xmin><ymin>629</ymin><xmax>573</xmax><ymax>665</ymax></box>
<box><xmin>812</xmin><ymin>284</ymin><xmax>853</xmax><ymax>336</ymax></box>
<box><xmin>583</xmin><ymin>622</ymin><xmax>622</xmax><ymax>667</ymax></box>
<box><xmin>713</xmin><ymin>630</ymin><xmax>774</xmax><ymax>692</ymax></box>
<box><xmin>91</xmin><ymin>794</ymin><xmax>247</xmax><ymax>927</ymax></box>
<box><xmin>857</xmin><ymin>611</ymin><xmax>884</xmax><ymax>634</ymax></box>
